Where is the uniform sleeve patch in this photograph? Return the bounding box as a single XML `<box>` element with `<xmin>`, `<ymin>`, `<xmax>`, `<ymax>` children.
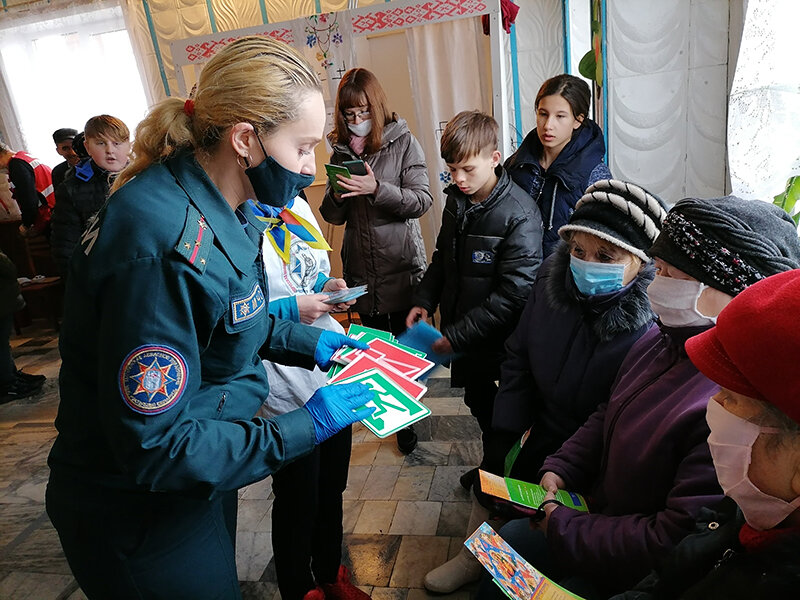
<box><xmin>231</xmin><ymin>283</ymin><xmax>266</xmax><ymax>324</ymax></box>
<box><xmin>119</xmin><ymin>345</ymin><xmax>188</xmax><ymax>415</ymax></box>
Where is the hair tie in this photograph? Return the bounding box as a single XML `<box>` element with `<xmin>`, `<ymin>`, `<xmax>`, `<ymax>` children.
<box><xmin>183</xmin><ymin>99</ymin><xmax>195</xmax><ymax>117</ymax></box>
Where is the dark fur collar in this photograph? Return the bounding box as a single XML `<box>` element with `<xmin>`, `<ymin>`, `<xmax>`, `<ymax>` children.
<box><xmin>543</xmin><ymin>243</ymin><xmax>656</xmax><ymax>342</ymax></box>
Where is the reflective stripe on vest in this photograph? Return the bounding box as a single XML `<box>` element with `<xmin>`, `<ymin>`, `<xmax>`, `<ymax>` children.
<box><xmin>12</xmin><ymin>151</ymin><xmax>55</xmax><ymax>209</ymax></box>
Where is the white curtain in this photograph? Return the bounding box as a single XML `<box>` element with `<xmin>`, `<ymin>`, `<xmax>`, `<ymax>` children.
<box><xmin>0</xmin><ymin>1</ymin><xmax>148</xmax><ymax>167</ymax></box>
<box><xmin>405</xmin><ymin>17</ymin><xmax>493</xmax><ymax>238</ymax></box>
<box><xmin>728</xmin><ymin>0</ymin><xmax>800</xmax><ymax>201</ymax></box>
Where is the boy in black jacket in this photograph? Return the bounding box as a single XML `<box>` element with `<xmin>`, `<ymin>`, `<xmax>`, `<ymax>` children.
<box><xmin>408</xmin><ymin>109</ymin><xmax>543</xmax><ymax>491</ymax></box>
<box><xmin>51</xmin><ymin>115</ymin><xmax>130</xmax><ymax>276</ymax></box>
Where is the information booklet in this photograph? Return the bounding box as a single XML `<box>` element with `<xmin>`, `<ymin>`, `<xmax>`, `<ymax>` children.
<box><xmin>325</xmin><ymin>163</ymin><xmax>353</xmax><ymax>193</ymax></box>
<box><xmin>323</xmin><ymin>284</ymin><xmax>368</xmax><ymax>305</ymax></box>
<box><xmin>465</xmin><ymin>522</ymin><xmax>585</xmax><ymax>600</ymax></box>
<box><xmin>478</xmin><ymin>470</ymin><xmax>589</xmax><ymax>513</ymax></box>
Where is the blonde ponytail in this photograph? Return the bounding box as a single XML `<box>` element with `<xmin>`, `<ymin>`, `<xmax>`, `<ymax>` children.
<box><xmin>112</xmin><ymin>36</ymin><xmax>321</xmax><ymax>193</ymax></box>
<box><xmin>112</xmin><ymin>99</ymin><xmax>192</xmax><ymax>191</ymax></box>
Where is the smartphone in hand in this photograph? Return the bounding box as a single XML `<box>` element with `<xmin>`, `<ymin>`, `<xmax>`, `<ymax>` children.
<box><xmin>342</xmin><ymin>159</ymin><xmax>367</xmax><ymax>176</ymax></box>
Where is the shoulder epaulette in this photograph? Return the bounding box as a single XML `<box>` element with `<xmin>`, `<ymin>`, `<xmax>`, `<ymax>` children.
<box><xmin>175</xmin><ymin>204</ymin><xmax>213</xmax><ymax>273</ymax></box>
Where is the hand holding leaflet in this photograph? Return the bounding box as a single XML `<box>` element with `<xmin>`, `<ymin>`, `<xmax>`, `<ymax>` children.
<box><xmin>323</xmin><ymin>285</ymin><xmax>368</xmax><ymax>305</ymax></box>
<box><xmin>325</xmin><ymin>163</ymin><xmax>352</xmax><ymax>194</ymax></box>
<box><xmin>398</xmin><ymin>321</ymin><xmax>453</xmax><ymax>370</ymax></box>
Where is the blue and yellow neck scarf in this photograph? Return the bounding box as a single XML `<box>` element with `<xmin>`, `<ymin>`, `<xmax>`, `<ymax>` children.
<box><xmin>248</xmin><ymin>198</ymin><xmax>332</xmax><ymax>264</ymax></box>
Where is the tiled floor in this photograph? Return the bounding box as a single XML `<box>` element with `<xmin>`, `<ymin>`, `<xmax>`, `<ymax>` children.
<box><xmin>0</xmin><ymin>321</ymin><xmax>481</xmax><ymax>599</ymax></box>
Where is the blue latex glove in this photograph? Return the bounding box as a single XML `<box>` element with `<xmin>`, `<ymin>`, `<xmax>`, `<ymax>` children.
<box><xmin>303</xmin><ymin>382</ymin><xmax>377</xmax><ymax>444</ymax></box>
<box><xmin>314</xmin><ymin>330</ymin><xmax>369</xmax><ymax>370</ymax></box>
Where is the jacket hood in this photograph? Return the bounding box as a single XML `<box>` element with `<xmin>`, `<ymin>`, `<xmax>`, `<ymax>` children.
<box><xmin>330</xmin><ymin>114</ymin><xmax>410</xmax><ymax>155</ymax></box>
<box><xmin>543</xmin><ymin>242</ymin><xmax>656</xmax><ymax>341</ymax></box>
<box><xmin>508</xmin><ymin>119</ymin><xmax>607</xmax><ymax>192</ymax></box>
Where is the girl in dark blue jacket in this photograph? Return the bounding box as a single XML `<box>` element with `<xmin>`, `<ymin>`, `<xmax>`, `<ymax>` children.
<box><xmin>505</xmin><ymin>74</ymin><xmax>611</xmax><ymax>257</ymax></box>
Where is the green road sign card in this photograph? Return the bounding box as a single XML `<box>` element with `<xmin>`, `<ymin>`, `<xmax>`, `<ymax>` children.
<box><xmin>331</xmin><ymin>368</ymin><xmax>431</xmax><ymax>438</ymax></box>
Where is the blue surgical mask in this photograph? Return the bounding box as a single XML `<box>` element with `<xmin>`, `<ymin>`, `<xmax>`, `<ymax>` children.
<box><xmin>569</xmin><ymin>254</ymin><xmax>626</xmax><ymax>296</ymax></box>
<box><xmin>245</xmin><ymin>132</ymin><xmax>314</xmax><ymax>208</ymax></box>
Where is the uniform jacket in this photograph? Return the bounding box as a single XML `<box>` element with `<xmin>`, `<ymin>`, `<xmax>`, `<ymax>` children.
<box><xmin>612</xmin><ymin>498</ymin><xmax>800</xmax><ymax>600</ymax></box>
<box><xmin>320</xmin><ymin>117</ymin><xmax>432</xmax><ymax>316</ymax></box>
<box><xmin>492</xmin><ymin>244</ymin><xmax>656</xmax><ymax>475</ymax></box>
<box><xmin>51</xmin><ymin>159</ymin><xmax>111</xmax><ymax>275</ymax></box>
<box><xmin>48</xmin><ymin>151</ymin><xmax>322</xmax><ymax>499</ymax></box>
<box><xmin>505</xmin><ymin>121</ymin><xmax>611</xmax><ymax>257</ymax></box>
<box><xmin>539</xmin><ymin>324</ymin><xmax>724</xmax><ymax>594</ymax></box>
<box><xmin>412</xmin><ymin>166</ymin><xmax>543</xmax><ymax>384</ymax></box>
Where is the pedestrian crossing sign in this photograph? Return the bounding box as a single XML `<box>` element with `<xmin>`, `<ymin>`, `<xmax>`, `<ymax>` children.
<box><xmin>331</xmin><ymin>368</ymin><xmax>431</xmax><ymax>438</ymax></box>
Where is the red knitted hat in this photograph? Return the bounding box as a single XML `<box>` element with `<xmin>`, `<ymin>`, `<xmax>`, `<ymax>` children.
<box><xmin>685</xmin><ymin>269</ymin><xmax>800</xmax><ymax>425</ymax></box>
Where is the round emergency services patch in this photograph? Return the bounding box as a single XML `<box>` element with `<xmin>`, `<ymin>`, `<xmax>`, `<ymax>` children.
<box><xmin>119</xmin><ymin>345</ymin><xmax>188</xmax><ymax>415</ymax></box>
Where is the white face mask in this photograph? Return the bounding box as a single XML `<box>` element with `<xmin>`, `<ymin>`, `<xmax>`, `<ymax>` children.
<box><xmin>647</xmin><ymin>274</ymin><xmax>717</xmax><ymax>328</ymax></box>
<box><xmin>347</xmin><ymin>119</ymin><xmax>372</xmax><ymax>137</ymax></box>
<box><xmin>706</xmin><ymin>399</ymin><xmax>800</xmax><ymax>530</ymax></box>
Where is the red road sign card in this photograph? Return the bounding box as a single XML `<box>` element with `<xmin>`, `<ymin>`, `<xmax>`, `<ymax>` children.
<box><xmin>329</xmin><ymin>354</ymin><xmax>427</xmax><ymax>400</ymax></box>
<box><xmin>367</xmin><ymin>338</ymin><xmax>435</xmax><ymax>379</ymax></box>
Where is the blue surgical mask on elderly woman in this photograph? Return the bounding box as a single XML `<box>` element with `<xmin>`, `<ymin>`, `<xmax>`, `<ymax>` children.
<box><xmin>569</xmin><ymin>255</ymin><xmax>626</xmax><ymax>295</ymax></box>
<box><xmin>245</xmin><ymin>131</ymin><xmax>314</xmax><ymax>208</ymax></box>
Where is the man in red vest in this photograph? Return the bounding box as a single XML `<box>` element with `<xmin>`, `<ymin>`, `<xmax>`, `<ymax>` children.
<box><xmin>0</xmin><ymin>142</ymin><xmax>55</xmax><ymax>236</ymax></box>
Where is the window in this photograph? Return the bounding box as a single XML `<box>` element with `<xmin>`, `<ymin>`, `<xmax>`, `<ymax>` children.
<box><xmin>0</xmin><ymin>4</ymin><xmax>148</xmax><ymax>168</ymax></box>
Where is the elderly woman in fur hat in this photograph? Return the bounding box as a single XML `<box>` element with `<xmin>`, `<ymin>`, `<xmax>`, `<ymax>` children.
<box><xmin>425</xmin><ymin>179</ymin><xmax>668</xmax><ymax>593</ymax></box>
<box><xmin>477</xmin><ymin>197</ymin><xmax>800</xmax><ymax>599</ymax></box>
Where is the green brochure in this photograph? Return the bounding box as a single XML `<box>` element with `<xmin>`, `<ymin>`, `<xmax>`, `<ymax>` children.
<box><xmin>479</xmin><ymin>470</ymin><xmax>589</xmax><ymax>513</ymax></box>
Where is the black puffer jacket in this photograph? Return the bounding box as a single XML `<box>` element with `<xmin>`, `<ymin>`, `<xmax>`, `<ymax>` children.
<box><xmin>413</xmin><ymin>166</ymin><xmax>543</xmax><ymax>385</ymax></box>
<box><xmin>505</xmin><ymin>120</ymin><xmax>611</xmax><ymax>257</ymax></box>
<box><xmin>612</xmin><ymin>497</ymin><xmax>800</xmax><ymax>600</ymax></box>
<box><xmin>51</xmin><ymin>160</ymin><xmax>111</xmax><ymax>276</ymax></box>
<box><xmin>492</xmin><ymin>244</ymin><xmax>656</xmax><ymax>477</ymax></box>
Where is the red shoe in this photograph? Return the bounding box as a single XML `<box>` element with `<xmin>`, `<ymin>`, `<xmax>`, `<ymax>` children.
<box><xmin>322</xmin><ymin>565</ymin><xmax>369</xmax><ymax>600</ymax></box>
<box><xmin>303</xmin><ymin>586</ymin><xmax>325</xmax><ymax>600</ymax></box>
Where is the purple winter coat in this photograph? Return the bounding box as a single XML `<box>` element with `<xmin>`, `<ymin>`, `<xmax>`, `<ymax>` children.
<box><xmin>539</xmin><ymin>324</ymin><xmax>724</xmax><ymax>593</ymax></box>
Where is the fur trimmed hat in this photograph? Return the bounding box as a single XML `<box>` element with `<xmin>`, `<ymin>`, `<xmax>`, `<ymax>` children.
<box><xmin>649</xmin><ymin>196</ymin><xmax>800</xmax><ymax>297</ymax></box>
<box><xmin>559</xmin><ymin>179</ymin><xmax>668</xmax><ymax>261</ymax></box>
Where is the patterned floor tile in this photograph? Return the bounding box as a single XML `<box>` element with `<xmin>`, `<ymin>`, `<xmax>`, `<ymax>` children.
<box><xmin>343</xmin><ymin>534</ymin><xmax>403</xmax><ymax>587</ymax></box>
<box><xmin>427</xmin><ymin>466</ymin><xmax>474</xmax><ymax>502</ymax></box>
<box><xmin>388</xmin><ymin>501</ymin><xmax>441</xmax><ymax>535</ymax></box>
<box><xmin>360</xmin><ymin>466</ymin><xmax>402</xmax><ymax>500</ymax></box>
<box><xmin>391</xmin><ymin>465</ymin><xmax>435</xmax><ymax>501</ymax></box>
<box><xmin>388</xmin><ymin>535</ymin><xmax>450</xmax><ymax>588</ymax></box>
<box><xmin>353</xmin><ymin>500</ymin><xmax>397</xmax><ymax>534</ymax></box>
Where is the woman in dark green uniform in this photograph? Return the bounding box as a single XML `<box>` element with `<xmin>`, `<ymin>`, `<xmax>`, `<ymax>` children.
<box><xmin>46</xmin><ymin>36</ymin><xmax>374</xmax><ymax>599</ymax></box>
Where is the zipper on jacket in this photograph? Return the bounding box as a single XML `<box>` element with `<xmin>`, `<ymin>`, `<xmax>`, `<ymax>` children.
<box><xmin>713</xmin><ymin>548</ymin><xmax>737</xmax><ymax>570</ymax></box>
<box><xmin>216</xmin><ymin>391</ymin><xmax>227</xmax><ymax>416</ymax></box>
<box><xmin>547</xmin><ymin>181</ymin><xmax>558</xmax><ymax>230</ymax></box>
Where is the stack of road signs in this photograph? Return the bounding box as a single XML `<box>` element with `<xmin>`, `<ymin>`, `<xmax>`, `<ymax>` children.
<box><xmin>328</xmin><ymin>324</ymin><xmax>435</xmax><ymax>439</ymax></box>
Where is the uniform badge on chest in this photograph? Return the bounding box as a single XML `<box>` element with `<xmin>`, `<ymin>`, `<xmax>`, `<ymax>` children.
<box><xmin>472</xmin><ymin>250</ymin><xmax>494</xmax><ymax>264</ymax></box>
<box><xmin>231</xmin><ymin>282</ymin><xmax>266</xmax><ymax>324</ymax></box>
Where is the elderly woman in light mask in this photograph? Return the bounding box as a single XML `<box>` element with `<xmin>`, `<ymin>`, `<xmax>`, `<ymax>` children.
<box><xmin>478</xmin><ymin>196</ymin><xmax>800</xmax><ymax>600</ymax></box>
<box><xmin>612</xmin><ymin>268</ymin><xmax>800</xmax><ymax>599</ymax></box>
